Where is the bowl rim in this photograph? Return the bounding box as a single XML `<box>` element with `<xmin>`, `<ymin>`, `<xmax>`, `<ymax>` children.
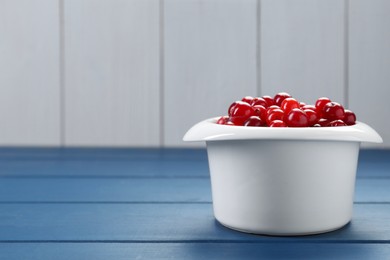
<box><xmin>183</xmin><ymin>117</ymin><xmax>383</xmax><ymax>143</ymax></box>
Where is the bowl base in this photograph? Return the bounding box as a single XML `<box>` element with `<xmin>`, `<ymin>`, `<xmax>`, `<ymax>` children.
<box><xmin>216</xmin><ymin>218</ymin><xmax>351</xmax><ymax>237</ymax></box>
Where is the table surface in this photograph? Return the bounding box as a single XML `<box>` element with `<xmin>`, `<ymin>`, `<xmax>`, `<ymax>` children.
<box><xmin>0</xmin><ymin>148</ymin><xmax>389</xmax><ymax>259</ymax></box>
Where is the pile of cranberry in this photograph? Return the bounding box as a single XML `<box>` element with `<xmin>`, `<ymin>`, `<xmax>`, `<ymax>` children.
<box><xmin>217</xmin><ymin>92</ymin><xmax>356</xmax><ymax>127</ymax></box>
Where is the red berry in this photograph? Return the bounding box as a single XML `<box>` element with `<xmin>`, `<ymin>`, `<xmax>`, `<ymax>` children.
<box><xmin>303</xmin><ymin>109</ymin><xmax>319</xmax><ymax>126</ymax></box>
<box><xmin>241</xmin><ymin>96</ymin><xmax>254</xmax><ymax>104</ymax></box>
<box><xmin>228</xmin><ymin>101</ymin><xmax>239</xmax><ymax>116</ymax></box>
<box><xmin>251</xmin><ymin>97</ymin><xmax>268</xmax><ymax>107</ymax></box>
<box><xmin>225</xmin><ymin>121</ymin><xmax>235</xmax><ymax>126</ymax></box>
<box><xmin>285</xmin><ymin>108</ymin><xmax>309</xmax><ymax>127</ymax></box>
<box><xmin>266</xmin><ymin>109</ymin><xmax>284</xmax><ymax>126</ymax></box>
<box><xmin>318</xmin><ymin>118</ymin><xmax>330</xmax><ymax>127</ymax></box>
<box><xmin>229</xmin><ymin>116</ymin><xmax>247</xmax><ymax>126</ymax></box>
<box><xmin>262</xmin><ymin>95</ymin><xmax>274</xmax><ymax>107</ymax></box>
<box><xmin>302</xmin><ymin>104</ymin><xmax>317</xmax><ymax>111</ymax></box>
<box><xmin>244</xmin><ymin>116</ymin><xmax>265</xmax><ymax>127</ymax></box>
<box><xmin>299</xmin><ymin>102</ymin><xmax>306</xmax><ymax>108</ymax></box>
<box><xmin>217</xmin><ymin>116</ymin><xmax>228</xmax><ymax>125</ymax></box>
<box><xmin>280</xmin><ymin>98</ymin><xmax>300</xmax><ymax>114</ymax></box>
<box><xmin>322</xmin><ymin>102</ymin><xmax>345</xmax><ymax>121</ymax></box>
<box><xmin>253</xmin><ymin>105</ymin><xmax>267</xmax><ymax>122</ymax></box>
<box><xmin>329</xmin><ymin>120</ymin><xmax>347</xmax><ymax>127</ymax></box>
<box><xmin>266</xmin><ymin>105</ymin><xmax>281</xmax><ymax>117</ymax></box>
<box><xmin>269</xmin><ymin>120</ymin><xmax>287</xmax><ymax>127</ymax></box>
<box><xmin>274</xmin><ymin>92</ymin><xmax>292</xmax><ymax>106</ymax></box>
<box><xmin>344</xmin><ymin>110</ymin><xmax>356</xmax><ymax>125</ymax></box>
<box><xmin>315</xmin><ymin>97</ymin><xmax>331</xmax><ymax>117</ymax></box>
<box><xmin>230</xmin><ymin>101</ymin><xmax>255</xmax><ymax>119</ymax></box>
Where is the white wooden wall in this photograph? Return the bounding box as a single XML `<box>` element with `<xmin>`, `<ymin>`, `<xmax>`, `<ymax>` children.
<box><xmin>0</xmin><ymin>0</ymin><xmax>389</xmax><ymax>148</ymax></box>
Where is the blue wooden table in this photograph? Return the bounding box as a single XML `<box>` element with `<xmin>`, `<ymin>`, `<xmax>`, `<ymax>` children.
<box><xmin>0</xmin><ymin>148</ymin><xmax>389</xmax><ymax>259</ymax></box>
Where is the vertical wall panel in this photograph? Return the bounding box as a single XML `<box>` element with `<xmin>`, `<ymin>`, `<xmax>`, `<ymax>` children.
<box><xmin>164</xmin><ymin>0</ymin><xmax>258</xmax><ymax>147</ymax></box>
<box><xmin>261</xmin><ymin>0</ymin><xmax>345</xmax><ymax>105</ymax></box>
<box><xmin>349</xmin><ymin>0</ymin><xmax>390</xmax><ymax>148</ymax></box>
<box><xmin>64</xmin><ymin>0</ymin><xmax>160</xmax><ymax>146</ymax></box>
<box><xmin>0</xmin><ymin>0</ymin><xmax>60</xmax><ymax>145</ymax></box>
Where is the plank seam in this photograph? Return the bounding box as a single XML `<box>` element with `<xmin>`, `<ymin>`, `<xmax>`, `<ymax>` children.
<box><xmin>59</xmin><ymin>0</ymin><xmax>66</xmax><ymax>146</ymax></box>
<box><xmin>159</xmin><ymin>0</ymin><xmax>165</xmax><ymax>147</ymax></box>
<box><xmin>0</xmin><ymin>201</ymin><xmax>388</xmax><ymax>205</ymax></box>
<box><xmin>0</xmin><ymin>240</ymin><xmax>389</xmax><ymax>244</ymax></box>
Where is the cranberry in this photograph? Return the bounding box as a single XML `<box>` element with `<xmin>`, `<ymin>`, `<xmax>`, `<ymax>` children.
<box><xmin>253</xmin><ymin>105</ymin><xmax>267</xmax><ymax>122</ymax></box>
<box><xmin>244</xmin><ymin>116</ymin><xmax>265</xmax><ymax>127</ymax></box>
<box><xmin>344</xmin><ymin>110</ymin><xmax>356</xmax><ymax>125</ymax></box>
<box><xmin>318</xmin><ymin>118</ymin><xmax>330</xmax><ymax>127</ymax></box>
<box><xmin>299</xmin><ymin>102</ymin><xmax>306</xmax><ymax>108</ymax></box>
<box><xmin>329</xmin><ymin>120</ymin><xmax>347</xmax><ymax>127</ymax></box>
<box><xmin>269</xmin><ymin>120</ymin><xmax>287</xmax><ymax>127</ymax></box>
<box><xmin>266</xmin><ymin>109</ymin><xmax>284</xmax><ymax>126</ymax></box>
<box><xmin>266</xmin><ymin>105</ymin><xmax>281</xmax><ymax>117</ymax></box>
<box><xmin>229</xmin><ymin>116</ymin><xmax>247</xmax><ymax>126</ymax></box>
<box><xmin>303</xmin><ymin>109</ymin><xmax>319</xmax><ymax>126</ymax></box>
<box><xmin>217</xmin><ymin>116</ymin><xmax>228</xmax><ymax>125</ymax></box>
<box><xmin>274</xmin><ymin>92</ymin><xmax>291</xmax><ymax>106</ymax></box>
<box><xmin>285</xmin><ymin>108</ymin><xmax>309</xmax><ymax>127</ymax></box>
<box><xmin>302</xmin><ymin>104</ymin><xmax>317</xmax><ymax>111</ymax></box>
<box><xmin>322</xmin><ymin>102</ymin><xmax>345</xmax><ymax>121</ymax></box>
<box><xmin>315</xmin><ymin>97</ymin><xmax>331</xmax><ymax>117</ymax></box>
<box><xmin>228</xmin><ymin>101</ymin><xmax>239</xmax><ymax>116</ymax></box>
<box><xmin>251</xmin><ymin>97</ymin><xmax>268</xmax><ymax>107</ymax></box>
<box><xmin>241</xmin><ymin>96</ymin><xmax>254</xmax><ymax>104</ymax></box>
<box><xmin>262</xmin><ymin>95</ymin><xmax>274</xmax><ymax>107</ymax></box>
<box><xmin>230</xmin><ymin>101</ymin><xmax>255</xmax><ymax>119</ymax></box>
<box><xmin>280</xmin><ymin>98</ymin><xmax>300</xmax><ymax>114</ymax></box>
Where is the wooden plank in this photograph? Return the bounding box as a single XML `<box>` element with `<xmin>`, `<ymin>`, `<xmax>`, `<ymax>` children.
<box><xmin>164</xmin><ymin>0</ymin><xmax>258</xmax><ymax>147</ymax></box>
<box><xmin>260</xmin><ymin>0</ymin><xmax>345</xmax><ymax>104</ymax></box>
<box><xmin>0</xmin><ymin>178</ymin><xmax>388</xmax><ymax>203</ymax></box>
<box><xmin>0</xmin><ymin>149</ymin><xmax>387</xmax><ymax>178</ymax></box>
<box><xmin>0</xmin><ymin>148</ymin><xmax>208</xmax><ymax>161</ymax></box>
<box><xmin>349</xmin><ymin>0</ymin><xmax>390</xmax><ymax>148</ymax></box>
<box><xmin>1</xmin><ymin>243</ymin><xmax>390</xmax><ymax>260</ymax></box>
<box><xmin>0</xmin><ymin>160</ymin><xmax>209</xmax><ymax>178</ymax></box>
<box><xmin>0</xmin><ymin>0</ymin><xmax>60</xmax><ymax>145</ymax></box>
<box><xmin>64</xmin><ymin>0</ymin><xmax>160</xmax><ymax>146</ymax></box>
<box><xmin>0</xmin><ymin>204</ymin><xmax>388</xmax><ymax>241</ymax></box>
<box><xmin>0</xmin><ymin>179</ymin><xmax>211</xmax><ymax>203</ymax></box>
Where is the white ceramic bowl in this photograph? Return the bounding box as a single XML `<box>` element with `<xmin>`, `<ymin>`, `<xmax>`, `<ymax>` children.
<box><xmin>183</xmin><ymin>118</ymin><xmax>382</xmax><ymax>236</ymax></box>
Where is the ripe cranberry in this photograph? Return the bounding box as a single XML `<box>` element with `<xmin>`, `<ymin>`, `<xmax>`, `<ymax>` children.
<box><xmin>302</xmin><ymin>104</ymin><xmax>317</xmax><ymax>111</ymax></box>
<box><xmin>344</xmin><ymin>110</ymin><xmax>356</xmax><ymax>125</ymax></box>
<box><xmin>318</xmin><ymin>118</ymin><xmax>330</xmax><ymax>127</ymax></box>
<box><xmin>230</xmin><ymin>101</ymin><xmax>255</xmax><ymax>119</ymax></box>
<box><xmin>280</xmin><ymin>98</ymin><xmax>300</xmax><ymax>114</ymax></box>
<box><xmin>299</xmin><ymin>102</ymin><xmax>306</xmax><ymax>108</ymax></box>
<box><xmin>329</xmin><ymin>120</ymin><xmax>347</xmax><ymax>127</ymax></box>
<box><xmin>241</xmin><ymin>96</ymin><xmax>254</xmax><ymax>104</ymax></box>
<box><xmin>266</xmin><ymin>109</ymin><xmax>284</xmax><ymax>126</ymax></box>
<box><xmin>253</xmin><ymin>105</ymin><xmax>267</xmax><ymax>122</ymax></box>
<box><xmin>217</xmin><ymin>116</ymin><xmax>228</xmax><ymax>125</ymax></box>
<box><xmin>303</xmin><ymin>109</ymin><xmax>319</xmax><ymax>126</ymax></box>
<box><xmin>229</xmin><ymin>116</ymin><xmax>247</xmax><ymax>126</ymax></box>
<box><xmin>285</xmin><ymin>108</ymin><xmax>309</xmax><ymax>127</ymax></box>
<box><xmin>228</xmin><ymin>101</ymin><xmax>239</xmax><ymax>116</ymax></box>
<box><xmin>251</xmin><ymin>97</ymin><xmax>267</xmax><ymax>107</ymax></box>
<box><xmin>269</xmin><ymin>120</ymin><xmax>287</xmax><ymax>127</ymax></box>
<box><xmin>274</xmin><ymin>92</ymin><xmax>292</xmax><ymax>106</ymax></box>
<box><xmin>262</xmin><ymin>95</ymin><xmax>274</xmax><ymax>107</ymax></box>
<box><xmin>244</xmin><ymin>116</ymin><xmax>265</xmax><ymax>127</ymax></box>
<box><xmin>315</xmin><ymin>97</ymin><xmax>331</xmax><ymax>117</ymax></box>
<box><xmin>266</xmin><ymin>105</ymin><xmax>281</xmax><ymax>117</ymax></box>
<box><xmin>322</xmin><ymin>102</ymin><xmax>345</xmax><ymax>121</ymax></box>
